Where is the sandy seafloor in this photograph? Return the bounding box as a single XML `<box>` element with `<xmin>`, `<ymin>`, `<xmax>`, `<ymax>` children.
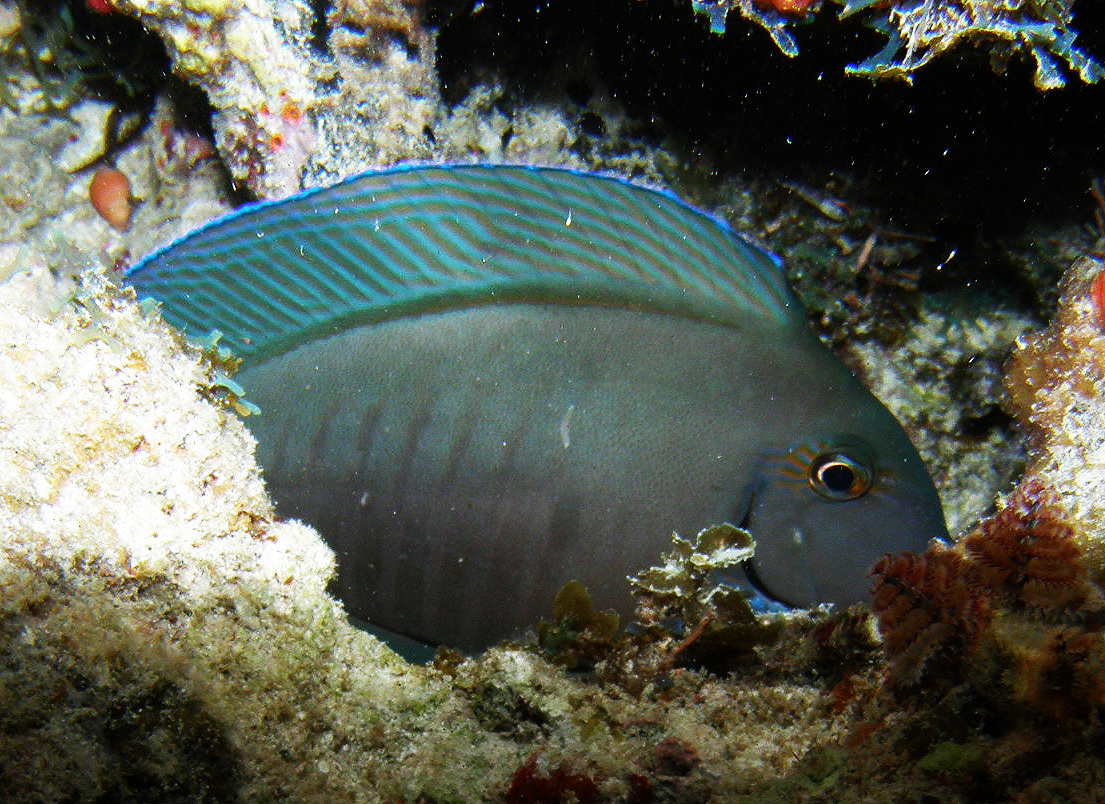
<box><xmin>2</xmin><ymin>0</ymin><xmax>1105</xmax><ymax>802</ymax></box>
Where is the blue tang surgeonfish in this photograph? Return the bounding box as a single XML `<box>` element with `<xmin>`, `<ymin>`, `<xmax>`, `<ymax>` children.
<box><xmin>127</xmin><ymin>164</ymin><xmax>948</xmax><ymax>652</ymax></box>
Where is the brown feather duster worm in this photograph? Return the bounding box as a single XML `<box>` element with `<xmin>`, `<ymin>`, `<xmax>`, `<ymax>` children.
<box><xmin>964</xmin><ymin>482</ymin><xmax>1092</xmax><ymax>617</ymax></box>
<box><xmin>869</xmin><ymin>548</ymin><xmax>990</xmax><ymax>688</ymax></box>
<box><xmin>870</xmin><ymin>479</ymin><xmax>1104</xmax><ymax>720</ymax></box>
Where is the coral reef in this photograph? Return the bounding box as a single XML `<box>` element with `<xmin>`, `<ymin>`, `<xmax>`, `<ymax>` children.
<box><xmin>965</xmin><ymin>481</ymin><xmax>1095</xmax><ymax>616</ymax></box>
<box><xmin>0</xmin><ymin>86</ymin><xmax>231</xmax><ymax>287</ymax></box>
<box><xmin>870</xmin><ymin>480</ymin><xmax>1103</xmax><ymax>688</ymax></box>
<box><xmin>693</xmin><ymin>0</ymin><xmax>1103</xmax><ymax>88</ymax></box>
<box><xmin>106</xmin><ymin>0</ymin><xmax>321</xmax><ymax>197</ymax></box>
<box><xmin>867</xmin><ymin>246</ymin><xmax>1105</xmax><ymax>710</ymax></box>
<box><xmin>22</xmin><ymin>260</ymin><xmax>1097</xmax><ymax>803</ymax></box>
<box><xmin>691</xmin><ymin>0</ymin><xmax>815</xmax><ymax>57</ymax></box>
<box><xmin>838</xmin><ymin>301</ymin><xmax>1030</xmax><ymax>535</ymax></box>
<box><xmin>869</xmin><ymin>547</ymin><xmax>989</xmax><ymax>687</ymax></box>
<box><xmin>84</xmin><ymin>0</ymin><xmax>442</xmax><ymax>197</ymax></box>
<box><xmin>855</xmin><ymin>489</ymin><xmax>1105</xmax><ymax>798</ymax></box>
<box><xmin>0</xmin><ymin>267</ymin><xmax>875</xmax><ymax>804</ymax></box>
<box><xmin>1005</xmin><ymin>253</ymin><xmax>1105</xmax><ymax>573</ymax></box>
<box><xmin>840</xmin><ymin>250</ymin><xmax>1105</xmax><ymax>801</ymax></box>
<box><xmin>4</xmin><ymin>1</ymin><xmax>1105</xmax><ymax>801</ymax></box>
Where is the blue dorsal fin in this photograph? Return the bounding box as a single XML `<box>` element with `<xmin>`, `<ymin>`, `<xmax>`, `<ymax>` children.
<box><xmin>127</xmin><ymin>164</ymin><xmax>805</xmax><ymax>362</ymax></box>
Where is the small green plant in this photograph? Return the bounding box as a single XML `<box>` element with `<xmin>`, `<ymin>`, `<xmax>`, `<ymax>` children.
<box><xmin>191</xmin><ymin>329</ymin><xmax>262</xmax><ymax>417</ymax></box>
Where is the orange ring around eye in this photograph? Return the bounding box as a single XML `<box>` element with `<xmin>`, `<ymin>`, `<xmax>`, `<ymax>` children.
<box><xmin>807</xmin><ymin>452</ymin><xmax>872</xmax><ymax>501</ymax></box>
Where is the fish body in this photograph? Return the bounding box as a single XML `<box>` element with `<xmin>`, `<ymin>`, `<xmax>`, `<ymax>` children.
<box><xmin>127</xmin><ymin>165</ymin><xmax>948</xmax><ymax>652</ymax></box>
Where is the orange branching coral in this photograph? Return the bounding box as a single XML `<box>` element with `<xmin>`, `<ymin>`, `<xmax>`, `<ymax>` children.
<box><xmin>964</xmin><ymin>482</ymin><xmax>1093</xmax><ymax>618</ymax></box>
<box><xmin>869</xmin><ymin>548</ymin><xmax>990</xmax><ymax>687</ymax></box>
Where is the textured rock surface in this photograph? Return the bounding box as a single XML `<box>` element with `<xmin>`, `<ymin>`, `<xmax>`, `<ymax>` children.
<box><xmin>1005</xmin><ymin>255</ymin><xmax>1105</xmax><ymax>570</ymax></box>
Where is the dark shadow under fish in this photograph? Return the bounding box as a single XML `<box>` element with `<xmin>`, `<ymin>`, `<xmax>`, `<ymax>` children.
<box><xmin>126</xmin><ymin>164</ymin><xmax>948</xmax><ymax>653</ymax></box>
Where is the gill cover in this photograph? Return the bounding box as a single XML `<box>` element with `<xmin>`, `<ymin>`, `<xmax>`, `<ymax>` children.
<box><xmin>743</xmin><ymin>432</ymin><xmax>948</xmax><ymax>608</ymax></box>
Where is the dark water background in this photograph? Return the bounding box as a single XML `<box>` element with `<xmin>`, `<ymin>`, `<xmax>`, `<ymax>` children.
<box><xmin>434</xmin><ymin>0</ymin><xmax>1105</xmax><ymax>294</ymax></box>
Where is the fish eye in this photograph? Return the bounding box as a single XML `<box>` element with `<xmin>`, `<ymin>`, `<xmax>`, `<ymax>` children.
<box><xmin>807</xmin><ymin>452</ymin><xmax>872</xmax><ymax>501</ymax></box>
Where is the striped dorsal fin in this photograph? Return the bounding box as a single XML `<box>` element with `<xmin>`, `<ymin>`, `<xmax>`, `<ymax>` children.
<box><xmin>127</xmin><ymin>164</ymin><xmax>804</xmax><ymax>362</ymax></box>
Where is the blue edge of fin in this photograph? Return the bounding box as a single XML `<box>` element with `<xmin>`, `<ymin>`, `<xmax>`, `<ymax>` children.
<box><xmin>126</xmin><ymin>163</ymin><xmax>804</xmax><ymax>365</ymax></box>
<box><xmin>128</xmin><ymin>162</ymin><xmax>787</xmax><ymax>276</ymax></box>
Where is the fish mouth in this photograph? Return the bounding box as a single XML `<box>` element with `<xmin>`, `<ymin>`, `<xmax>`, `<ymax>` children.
<box><xmin>738</xmin><ymin>552</ymin><xmax>794</xmax><ymax>608</ymax></box>
<box><xmin>734</xmin><ymin>484</ymin><xmax>795</xmax><ymax>608</ymax></box>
